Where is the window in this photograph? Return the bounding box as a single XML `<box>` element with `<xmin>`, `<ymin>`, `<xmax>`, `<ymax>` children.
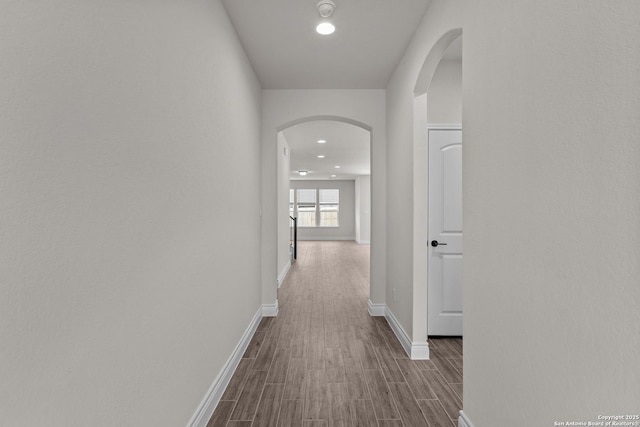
<box><xmin>319</xmin><ymin>189</ymin><xmax>339</xmax><ymax>227</ymax></box>
<box><xmin>289</xmin><ymin>189</ymin><xmax>294</xmax><ymax>218</ymax></box>
<box><xmin>296</xmin><ymin>189</ymin><xmax>317</xmax><ymax>227</ymax></box>
<box><xmin>292</xmin><ymin>188</ymin><xmax>340</xmax><ymax>227</ymax></box>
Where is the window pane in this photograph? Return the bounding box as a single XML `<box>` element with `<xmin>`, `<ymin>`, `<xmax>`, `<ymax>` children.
<box><xmin>319</xmin><ymin>189</ymin><xmax>339</xmax><ymax>204</ymax></box>
<box><xmin>320</xmin><ymin>210</ymin><xmax>339</xmax><ymax>227</ymax></box>
<box><xmin>297</xmin><ymin>189</ymin><xmax>317</xmax><ymax>226</ymax></box>
<box><xmin>297</xmin><ymin>208</ymin><xmax>316</xmax><ymax>227</ymax></box>
<box><xmin>319</xmin><ymin>189</ymin><xmax>339</xmax><ymax>226</ymax></box>
<box><xmin>297</xmin><ymin>189</ymin><xmax>316</xmax><ymax>204</ymax></box>
<box><xmin>319</xmin><ymin>204</ymin><xmax>339</xmax><ymax>226</ymax></box>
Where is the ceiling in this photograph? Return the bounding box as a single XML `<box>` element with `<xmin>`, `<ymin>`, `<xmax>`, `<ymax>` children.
<box><xmin>283</xmin><ymin>121</ymin><xmax>370</xmax><ymax>181</ymax></box>
<box><xmin>277</xmin><ymin>37</ymin><xmax>460</xmax><ymax>182</ymax></box>
<box><xmin>221</xmin><ymin>0</ymin><xmax>433</xmax><ymax>89</ymax></box>
<box><xmin>222</xmin><ymin>0</ymin><xmax>436</xmax><ymax>180</ymax></box>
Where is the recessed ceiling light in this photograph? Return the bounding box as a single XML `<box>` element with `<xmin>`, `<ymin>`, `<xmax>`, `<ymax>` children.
<box><xmin>317</xmin><ymin>139</ymin><xmax>327</xmax><ymax>144</ymax></box>
<box><xmin>316</xmin><ymin>22</ymin><xmax>335</xmax><ymax>35</ymax></box>
<box><xmin>334</xmin><ymin>165</ymin><xmax>340</xmax><ymax>169</ymax></box>
<box><xmin>298</xmin><ymin>170</ymin><xmax>308</xmax><ymax>176</ymax></box>
<box><xmin>317</xmin><ymin>155</ymin><xmax>325</xmax><ymax>158</ymax></box>
<box><xmin>331</xmin><ymin>174</ymin><xmax>337</xmax><ymax>178</ymax></box>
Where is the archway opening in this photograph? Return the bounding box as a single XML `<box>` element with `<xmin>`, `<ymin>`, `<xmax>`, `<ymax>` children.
<box><xmin>411</xmin><ymin>28</ymin><xmax>463</xmax><ymax>349</ymax></box>
<box><xmin>275</xmin><ymin>116</ymin><xmax>373</xmax><ymax>303</ymax></box>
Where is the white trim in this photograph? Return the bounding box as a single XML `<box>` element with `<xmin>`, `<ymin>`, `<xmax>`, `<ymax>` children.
<box><xmin>385</xmin><ymin>308</ymin><xmax>430</xmax><ymax>360</ymax></box>
<box><xmin>261</xmin><ymin>300</ymin><xmax>279</xmax><ymax>317</ymax></box>
<box><xmin>356</xmin><ymin>240</ymin><xmax>370</xmax><ymax>245</ymax></box>
<box><xmin>427</xmin><ymin>123</ymin><xmax>462</xmax><ymax>130</ymax></box>
<box><xmin>458</xmin><ymin>411</ymin><xmax>474</xmax><ymax>427</ymax></box>
<box><xmin>367</xmin><ymin>300</ymin><xmax>386</xmax><ymax>316</ymax></box>
<box><xmin>384</xmin><ymin>308</ymin><xmax>412</xmax><ymax>357</ymax></box>
<box><xmin>408</xmin><ymin>341</ymin><xmax>430</xmax><ymax>360</ymax></box>
<box><xmin>368</xmin><ymin>303</ymin><xmax>430</xmax><ymax>359</ymax></box>
<box><xmin>186</xmin><ymin>308</ymin><xmax>262</xmax><ymax>427</ymax></box>
<box><xmin>277</xmin><ymin>260</ymin><xmax>291</xmax><ymax>288</ymax></box>
<box><xmin>296</xmin><ymin>236</ymin><xmax>356</xmax><ymax>241</ymax></box>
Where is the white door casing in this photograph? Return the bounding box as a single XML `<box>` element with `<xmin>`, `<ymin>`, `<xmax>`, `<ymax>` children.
<box><xmin>428</xmin><ymin>129</ymin><xmax>463</xmax><ymax>336</ymax></box>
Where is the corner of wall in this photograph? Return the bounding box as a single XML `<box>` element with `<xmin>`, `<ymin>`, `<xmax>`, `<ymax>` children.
<box><xmin>369</xmin><ymin>302</ymin><xmax>430</xmax><ymax>360</ymax></box>
<box><xmin>367</xmin><ymin>299</ymin><xmax>386</xmax><ymax>316</ymax></box>
<box><xmin>458</xmin><ymin>411</ymin><xmax>475</xmax><ymax>427</ymax></box>
<box><xmin>261</xmin><ymin>300</ymin><xmax>279</xmax><ymax>317</ymax></box>
<box><xmin>385</xmin><ymin>307</ymin><xmax>429</xmax><ymax>360</ymax></box>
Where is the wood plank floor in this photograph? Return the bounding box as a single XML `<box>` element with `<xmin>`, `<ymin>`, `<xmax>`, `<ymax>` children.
<box><xmin>208</xmin><ymin>241</ymin><xmax>462</xmax><ymax>427</ymax></box>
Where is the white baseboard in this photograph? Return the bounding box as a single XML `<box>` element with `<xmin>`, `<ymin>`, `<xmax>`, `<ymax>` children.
<box><xmin>367</xmin><ymin>299</ymin><xmax>386</xmax><ymax>316</ymax></box>
<box><xmin>297</xmin><ymin>236</ymin><xmax>356</xmax><ymax>241</ymax></box>
<box><xmin>408</xmin><ymin>341</ymin><xmax>429</xmax><ymax>360</ymax></box>
<box><xmin>384</xmin><ymin>307</ymin><xmax>430</xmax><ymax>360</ymax></box>
<box><xmin>277</xmin><ymin>261</ymin><xmax>291</xmax><ymax>288</ymax></box>
<box><xmin>427</xmin><ymin>123</ymin><xmax>462</xmax><ymax>130</ymax></box>
<box><xmin>186</xmin><ymin>307</ymin><xmax>262</xmax><ymax>427</ymax></box>
<box><xmin>261</xmin><ymin>300</ymin><xmax>279</xmax><ymax>317</ymax></box>
<box><xmin>458</xmin><ymin>411</ymin><xmax>474</xmax><ymax>427</ymax></box>
<box><xmin>356</xmin><ymin>240</ymin><xmax>370</xmax><ymax>245</ymax></box>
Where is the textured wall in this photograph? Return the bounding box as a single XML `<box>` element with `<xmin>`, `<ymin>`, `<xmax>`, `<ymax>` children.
<box><xmin>427</xmin><ymin>59</ymin><xmax>462</xmax><ymax>125</ymax></box>
<box><xmin>385</xmin><ymin>0</ymin><xmax>463</xmax><ymax>343</ymax></box>
<box><xmin>0</xmin><ymin>1</ymin><xmax>262</xmax><ymax>425</ymax></box>
<box><xmin>463</xmin><ymin>1</ymin><xmax>640</xmax><ymax>425</ymax></box>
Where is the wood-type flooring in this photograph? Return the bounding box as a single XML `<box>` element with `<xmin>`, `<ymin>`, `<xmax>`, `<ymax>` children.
<box><xmin>208</xmin><ymin>241</ymin><xmax>462</xmax><ymax>427</ymax></box>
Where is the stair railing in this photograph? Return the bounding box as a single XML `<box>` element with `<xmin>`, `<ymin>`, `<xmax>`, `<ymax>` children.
<box><xmin>289</xmin><ymin>216</ymin><xmax>297</xmax><ymax>260</ymax></box>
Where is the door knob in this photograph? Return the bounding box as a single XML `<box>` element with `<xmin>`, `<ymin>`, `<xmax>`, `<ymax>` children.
<box><xmin>431</xmin><ymin>240</ymin><xmax>447</xmax><ymax>247</ymax></box>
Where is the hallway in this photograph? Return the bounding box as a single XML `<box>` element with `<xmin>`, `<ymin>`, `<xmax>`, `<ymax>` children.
<box><xmin>208</xmin><ymin>241</ymin><xmax>462</xmax><ymax>427</ymax></box>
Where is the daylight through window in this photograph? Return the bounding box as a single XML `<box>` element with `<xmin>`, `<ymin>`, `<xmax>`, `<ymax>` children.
<box><xmin>293</xmin><ymin>188</ymin><xmax>339</xmax><ymax>227</ymax></box>
<box><xmin>296</xmin><ymin>189</ymin><xmax>317</xmax><ymax>227</ymax></box>
<box><xmin>319</xmin><ymin>189</ymin><xmax>339</xmax><ymax>227</ymax></box>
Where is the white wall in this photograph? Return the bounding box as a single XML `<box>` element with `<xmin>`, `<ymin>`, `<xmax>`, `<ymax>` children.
<box><xmin>427</xmin><ymin>59</ymin><xmax>462</xmax><ymax>125</ymax></box>
<box><xmin>463</xmin><ymin>1</ymin><xmax>640</xmax><ymax>426</ymax></box>
<box><xmin>290</xmin><ymin>180</ymin><xmax>356</xmax><ymax>241</ymax></box>
<box><xmin>385</xmin><ymin>0</ymin><xmax>463</xmax><ymax>346</ymax></box>
<box><xmin>355</xmin><ymin>176</ymin><xmax>371</xmax><ymax>244</ymax></box>
<box><xmin>277</xmin><ymin>132</ymin><xmax>291</xmax><ymax>283</ymax></box>
<box><xmin>0</xmin><ymin>1</ymin><xmax>262</xmax><ymax>426</ymax></box>
<box><xmin>262</xmin><ymin>90</ymin><xmax>386</xmax><ymax>306</ymax></box>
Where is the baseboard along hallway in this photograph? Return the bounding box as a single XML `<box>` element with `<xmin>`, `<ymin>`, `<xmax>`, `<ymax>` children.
<box><xmin>208</xmin><ymin>241</ymin><xmax>463</xmax><ymax>426</ymax></box>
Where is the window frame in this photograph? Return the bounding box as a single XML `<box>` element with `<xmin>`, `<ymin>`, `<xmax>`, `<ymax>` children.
<box><xmin>292</xmin><ymin>188</ymin><xmax>340</xmax><ymax>228</ymax></box>
<box><xmin>318</xmin><ymin>189</ymin><xmax>340</xmax><ymax>227</ymax></box>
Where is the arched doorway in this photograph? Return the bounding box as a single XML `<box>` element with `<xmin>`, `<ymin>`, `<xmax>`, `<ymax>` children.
<box><xmin>275</xmin><ymin>116</ymin><xmax>373</xmax><ymax>301</ymax></box>
<box><xmin>411</xmin><ymin>28</ymin><xmax>463</xmax><ymax>341</ymax></box>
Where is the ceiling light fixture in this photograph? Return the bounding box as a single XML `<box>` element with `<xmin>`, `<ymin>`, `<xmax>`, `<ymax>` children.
<box><xmin>316</xmin><ymin>22</ymin><xmax>335</xmax><ymax>35</ymax></box>
<box><xmin>317</xmin><ymin>155</ymin><xmax>325</xmax><ymax>158</ymax></box>
<box><xmin>298</xmin><ymin>170</ymin><xmax>308</xmax><ymax>176</ymax></box>
<box><xmin>334</xmin><ymin>165</ymin><xmax>341</xmax><ymax>169</ymax></box>
<box><xmin>317</xmin><ymin>139</ymin><xmax>327</xmax><ymax>144</ymax></box>
<box><xmin>316</xmin><ymin>0</ymin><xmax>336</xmax><ymax>35</ymax></box>
<box><xmin>331</xmin><ymin>174</ymin><xmax>337</xmax><ymax>178</ymax></box>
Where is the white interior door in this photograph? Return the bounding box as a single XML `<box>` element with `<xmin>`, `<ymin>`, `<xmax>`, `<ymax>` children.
<box><xmin>428</xmin><ymin>129</ymin><xmax>463</xmax><ymax>336</ymax></box>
